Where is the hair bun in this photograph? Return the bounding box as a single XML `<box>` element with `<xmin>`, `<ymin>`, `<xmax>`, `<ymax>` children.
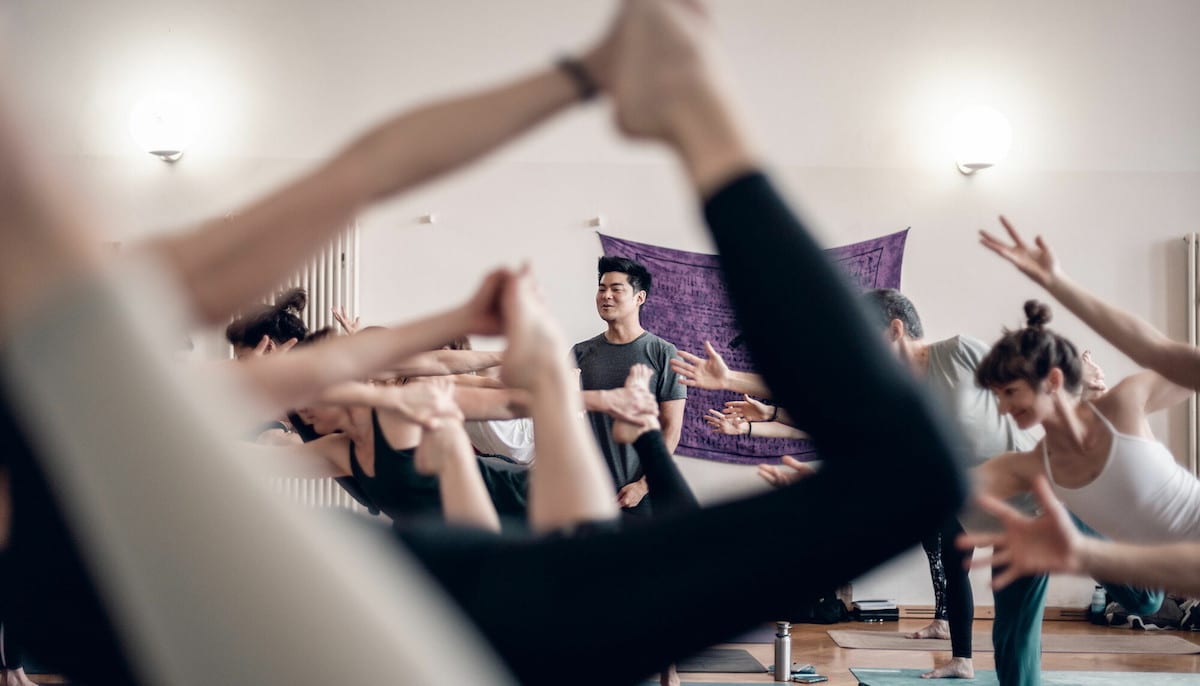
<box><xmin>1023</xmin><ymin>300</ymin><xmax>1052</xmax><ymax>329</ymax></box>
<box><xmin>275</xmin><ymin>287</ymin><xmax>308</xmax><ymax>314</ymax></box>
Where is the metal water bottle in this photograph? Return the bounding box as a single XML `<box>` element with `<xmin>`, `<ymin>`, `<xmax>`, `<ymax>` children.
<box><xmin>774</xmin><ymin>621</ymin><xmax>792</xmax><ymax>682</ymax></box>
<box><xmin>1090</xmin><ymin>585</ymin><xmax>1106</xmax><ymax>615</ymax></box>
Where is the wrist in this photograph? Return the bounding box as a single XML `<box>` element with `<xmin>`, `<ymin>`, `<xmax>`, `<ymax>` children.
<box><xmin>1069</xmin><ymin>535</ymin><xmax>1096</xmax><ymax>576</ymax></box>
<box><xmin>555</xmin><ymin>56</ymin><xmax>600</xmax><ymax>102</ymax></box>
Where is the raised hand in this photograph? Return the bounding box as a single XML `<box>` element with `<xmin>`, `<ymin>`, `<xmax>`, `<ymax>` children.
<box><xmin>756</xmin><ymin>455</ymin><xmax>817</xmax><ymax>488</ymax></box>
<box><xmin>331</xmin><ymin>305</ymin><xmax>361</xmax><ymax>335</ymax></box>
<box><xmin>670</xmin><ymin>341</ymin><xmax>731</xmax><ymax>390</ymax></box>
<box><xmin>1080</xmin><ymin>350</ymin><xmax>1108</xmax><ymax>397</ymax></box>
<box><xmin>704</xmin><ymin>408</ymin><xmax>746</xmax><ymax>435</ymax></box>
<box><xmin>957</xmin><ymin>475</ymin><xmax>1083</xmax><ymax>590</ymax></box>
<box><xmin>723</xmin><ymin>394</ymin><xmax>773</xmax><ymax>422</ymax></box>
<box><xmin>979</xmin><ymin>216</ymin><xmax>1062</xmax><ymax>288</ymax></box>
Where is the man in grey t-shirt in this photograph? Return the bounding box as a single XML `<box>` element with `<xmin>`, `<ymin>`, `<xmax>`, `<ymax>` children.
<box><xmin>864</xmin><ymin>288</ymin><xmax>1035</xmax><ymax>680</ymax></box>
<box><xmin>572</xmin><ymin>256</ymin><xmax>687</xmax><ymax>518</ymax></box>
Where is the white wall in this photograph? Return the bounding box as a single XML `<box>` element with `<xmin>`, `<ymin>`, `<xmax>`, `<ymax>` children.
<box><xmin>8</xmin><ymin>0</ymin><xmax>1200</xmax><ymax>608</ymax></box>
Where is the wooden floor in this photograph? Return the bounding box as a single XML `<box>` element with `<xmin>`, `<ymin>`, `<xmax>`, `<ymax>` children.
<box><xmin>26</xmin><ymin>619</ymin><xmax>1200</xmax><ymax>684</ymax></box>
<box><xmin>672</xmin><ymin>619</ymin><xmax>1200</xmax><ymax>685</ymax></box>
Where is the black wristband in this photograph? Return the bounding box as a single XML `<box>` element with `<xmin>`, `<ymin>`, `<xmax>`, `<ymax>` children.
<box><xmin>769</xmin><ymin>404</ymin><xmax>779</xmax><ymax>422</ymax></box>
<box><xmin>556</xmin><ymin>56</ymin><xmax>599</xmax><ymax>101</ymax></box>
<box><xmin>747</xmin><ymin>421</ymin><xmax>753</xmax><ymax>437</ymax></box>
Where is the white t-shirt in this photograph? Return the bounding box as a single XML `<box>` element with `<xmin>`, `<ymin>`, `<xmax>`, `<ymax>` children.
<box><xmin>464</xmin><ymin>418</ymin><xmax>535</xmax><ymax>465</ymax></box>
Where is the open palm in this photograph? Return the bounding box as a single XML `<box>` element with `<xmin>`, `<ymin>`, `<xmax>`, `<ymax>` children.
<box><xmin>979</xmin><ymin>216</ymin><xmax>1061</xmax><ymax>288</ymax></box>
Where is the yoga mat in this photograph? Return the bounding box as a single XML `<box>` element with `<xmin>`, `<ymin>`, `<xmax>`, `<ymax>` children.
<box><xmin>676</xmin><ymin>648</ymin><xmax>767</xmax><ymax>673</ymax></box>
<box><xmin>829</xmin><ymin>629</ymin><xmax>1200</xmax><ymax>654</ymax></box>
<box><xmin>852</xmin><ymin>667</ymin><xmax>1200</xmax><ymax>685</ymax></box>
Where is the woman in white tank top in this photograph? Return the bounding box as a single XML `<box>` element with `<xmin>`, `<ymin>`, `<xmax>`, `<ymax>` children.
<box><xmin>959</xmin><ymin>219</ymin><xmax>1200</xmax><ymax>596</ymax></box>
<box><xmin>972</xmin><ymin>300</ymin><xmax>1200</xmax><ymax>543</ymax></box>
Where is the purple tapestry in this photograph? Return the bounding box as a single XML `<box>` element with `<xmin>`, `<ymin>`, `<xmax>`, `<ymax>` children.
<box><xmin>598</xmin><ymin>229</ymin><xmax>908</xmax><ymax>465</ymax></box>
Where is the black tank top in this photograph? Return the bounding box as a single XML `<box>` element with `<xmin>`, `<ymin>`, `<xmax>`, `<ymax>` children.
<box><xmin>348</xmin><ymin>410</ymin><xmax>530</xmax><ymax>522</ymax></box>
<box><xmin>348</xmin><ymin>410</ymin><xmax>441</xmax><ymax>521</ymax></box>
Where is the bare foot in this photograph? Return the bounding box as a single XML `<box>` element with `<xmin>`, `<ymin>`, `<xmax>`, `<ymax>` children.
<box><xmin>921</xmin><ymin>657</ymin><xmax>974</xmax><ymax>679</ymax></box>
<box><xmin>414</xmin><ymin>421</ymin><xmax>469</xmax><ymax>477</ymax></box>
<box><xmin>0</xmin><ymin>669</ymin><xmax>42</xmax><ymax>686</ymax></box>
<box><xmin>612</xmin><ymin>364</ymin><xmax>659</xmax><ymax>444</ymax></box>
<box><xmin>659</xmin><ymin>664</ymin><xmax>681</xmax><ymax>686</ymax></box>
<box><xmin>907</xmin><ymin>619</ymin><xmax>951</xmax><ymax>640</ymax></box>
<box><xmin>499</xmin><ymin>267</ymin><xmax>569</xmax><ymax>391</ymax></box>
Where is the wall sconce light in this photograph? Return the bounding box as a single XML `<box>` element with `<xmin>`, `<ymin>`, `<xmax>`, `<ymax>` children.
<box><xmin>950</xmin><ymin>105</ymin><xmax>1012</xmax><ymax>175</ymax></box>
<box><xmin>129</xmin><ymin>93</ymin><xmax>196</xmax><ymax>162</ymax></box>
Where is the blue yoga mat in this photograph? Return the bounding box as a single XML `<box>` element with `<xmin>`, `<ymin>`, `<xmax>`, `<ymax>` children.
<box><xmin>851</xmin><ymin>667</ymin><xmax>1200</xmax><ymax>685</ymax></box>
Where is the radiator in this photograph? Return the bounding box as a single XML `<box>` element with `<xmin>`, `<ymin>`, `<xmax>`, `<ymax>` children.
<box><xmin>273</xmin><ymin>224</ymin><xmax>367</xmax><ymax>512</ymax></box>
<box><xmin>273</xmin><ymin>476</ymin><xmax>367</xmax><ymax>513</ymax></box>
<box><xmin>1188</xmin><ymin>233</ymin><xmax>1199</xmax><ymax>476</ymax></box>
<box><xmin>275</xmin><ymin>226</ymin><xmax>361</xmax><ymax>334</ymax></box>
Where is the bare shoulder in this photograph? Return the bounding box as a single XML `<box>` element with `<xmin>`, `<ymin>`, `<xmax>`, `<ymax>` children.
<box><xmin>975</xmin><ymin>447</ymin><xmax>1043</xmax><ymax>498</ymax></box>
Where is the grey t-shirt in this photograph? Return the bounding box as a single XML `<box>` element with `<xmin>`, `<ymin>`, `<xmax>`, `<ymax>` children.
<box><xmin>927</xmin><ymin>335</ymin><xmax>1038</xmax><ymax>525</ymax></box>
<box><xmin>571</xmin><ymin>331</ymin><xmax>687</xmax><ymax>514</ymax></box>
<box><xmin>925</xmin><ymin>335</ymin><xmax>1035</xmax><ymax>466</ymax></box>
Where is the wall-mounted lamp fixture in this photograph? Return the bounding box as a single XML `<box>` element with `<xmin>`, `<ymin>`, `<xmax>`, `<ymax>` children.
<box><xmin>129</xmin><ymin>93</ymin><xmax>195</xmax><ymax>162</ymax></box>
<box><xmin>950</xmin><ymin>105</ymin><xmax>1012</xmax><ymax>175</ymax></box>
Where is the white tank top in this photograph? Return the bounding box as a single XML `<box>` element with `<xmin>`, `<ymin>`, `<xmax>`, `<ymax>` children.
<box><xmin>1044</xmin><ymin>402</ymin><xmax>1200</xmax><ymax>542</ymax></box>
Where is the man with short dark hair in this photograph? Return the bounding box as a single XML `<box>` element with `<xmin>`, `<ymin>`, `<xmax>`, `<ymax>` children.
<box><xmin>572</xmin><ymin>256</ymin><xmax>686</xmax><ymax>517</ymax></box>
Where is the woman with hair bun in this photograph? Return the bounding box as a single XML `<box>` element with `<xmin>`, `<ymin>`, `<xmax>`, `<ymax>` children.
<box><xmin>225</xmin><ymin>287</ymin><xmax>310</xmax><ymax>359</ymax></box>
<box><xmin>969</xmin><ymin>300</ymin><xmax>1200</xmax><ymax>686</ymax></box>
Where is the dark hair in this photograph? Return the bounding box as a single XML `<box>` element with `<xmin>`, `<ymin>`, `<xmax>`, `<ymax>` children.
<box><xmin>975</xmin><ymin>300</ymin><xmax>1082</xmax><ymax>393</ymax></box>
<box><xmin>598</xmin><ymin>256</ymin><xmax>652</xmax><ymax>298</ymax></box>
<box><xmin>861</xmin><ymin>288</ymin><xmax>924</xmax><ymax>339</ymax></box>
<box><xmin>297</xmin><ymin>326</ymin><xmax>335</xmax><ymax>348</ymax></box>
<box><xmin>225</xmin><ymin>287</ymin><xmax>309</xmax><ymax>348</ymax></box>
<box><xmin>442</xmin><ymin>335</ymin><xmax>472</xmax><ymax>351</ymax></box>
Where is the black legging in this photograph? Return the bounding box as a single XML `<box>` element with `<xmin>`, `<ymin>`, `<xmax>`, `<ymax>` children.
<box><xmin>920</xmin><ymin>517</ymin><xmax>974</xmax><ymax>658</ymax></box>
<box><xmin>390</xmin><ymin>172</ymin><xmax>970</xmax><ymax>685</ymax></box>
<box><xmin>1</xmin><ymin>171</ymin><xmax>967</xmax><ymax>686</ymax></box>
<box><xmin>634</xmin><ymin>430</ymin><xmax>699</xmax><ymax>516</ymax></box>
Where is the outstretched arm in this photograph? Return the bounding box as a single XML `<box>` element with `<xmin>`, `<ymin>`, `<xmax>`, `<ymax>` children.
<box><xmin>961</xmin><ymin>474</ymin><xmax>1200</xmax><ymax>596</ymax></box>
<box><xmin>140</xmin><ymin>39</ymin><xmax>613</xmax><ymax>325</ymax></box>
<box><xmin>704</xmin><ymin>410</ymin><xmax>808</xmax><ymax>439</ymax></box>
<box><xmin>669</xmin><ymin>342</ymin><xmax>772</xmax><ymax>397</ymax></box>
<box><xmin>981</xmin><ymin>216</ymin><xmax>1200</xmax><ymax>391</ymax></box>
<box><xmin>390</xmin><ymin>350</ymin><xmax>504</xmax><ymax>379</ymax></box>
<box><xmin>722</xmin><ymin>394</ymin><xmax>793</xmax><ymax>426</ymax></box>
<box><xmin>238</xmin><ymin>272</ymin><xmax>506</xmax><ymax>410</ymax></box>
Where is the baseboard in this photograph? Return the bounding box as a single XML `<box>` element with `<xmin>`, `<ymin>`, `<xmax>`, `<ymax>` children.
<box><xmin>899</xmin><ymin>606</ymin><xmax>1084</xmax><ymax>621</ymax></box>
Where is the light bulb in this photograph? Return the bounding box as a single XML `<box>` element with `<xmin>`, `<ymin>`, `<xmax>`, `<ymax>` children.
<box><xmin>129</xmin><ymin>92</ymin><xmax>196</xmax><ymax>162</ymax></box>
<box><xmin>950</xmin><ymin>106</ymin><xmax>1012</xmax><ymax>175</ymax></box>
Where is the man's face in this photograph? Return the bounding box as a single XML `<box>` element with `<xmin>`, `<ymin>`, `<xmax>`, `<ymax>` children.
<box><xmin>596</xmin><ymin>272</ymin><xmax>645</xmax><ymax>323</ymax></box>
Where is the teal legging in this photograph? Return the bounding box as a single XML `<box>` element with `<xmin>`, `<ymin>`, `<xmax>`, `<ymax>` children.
<box><xmin>991</xmin><ymin>515</ymin><xmax>1164</xmax><ymax>686</ymax></box>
